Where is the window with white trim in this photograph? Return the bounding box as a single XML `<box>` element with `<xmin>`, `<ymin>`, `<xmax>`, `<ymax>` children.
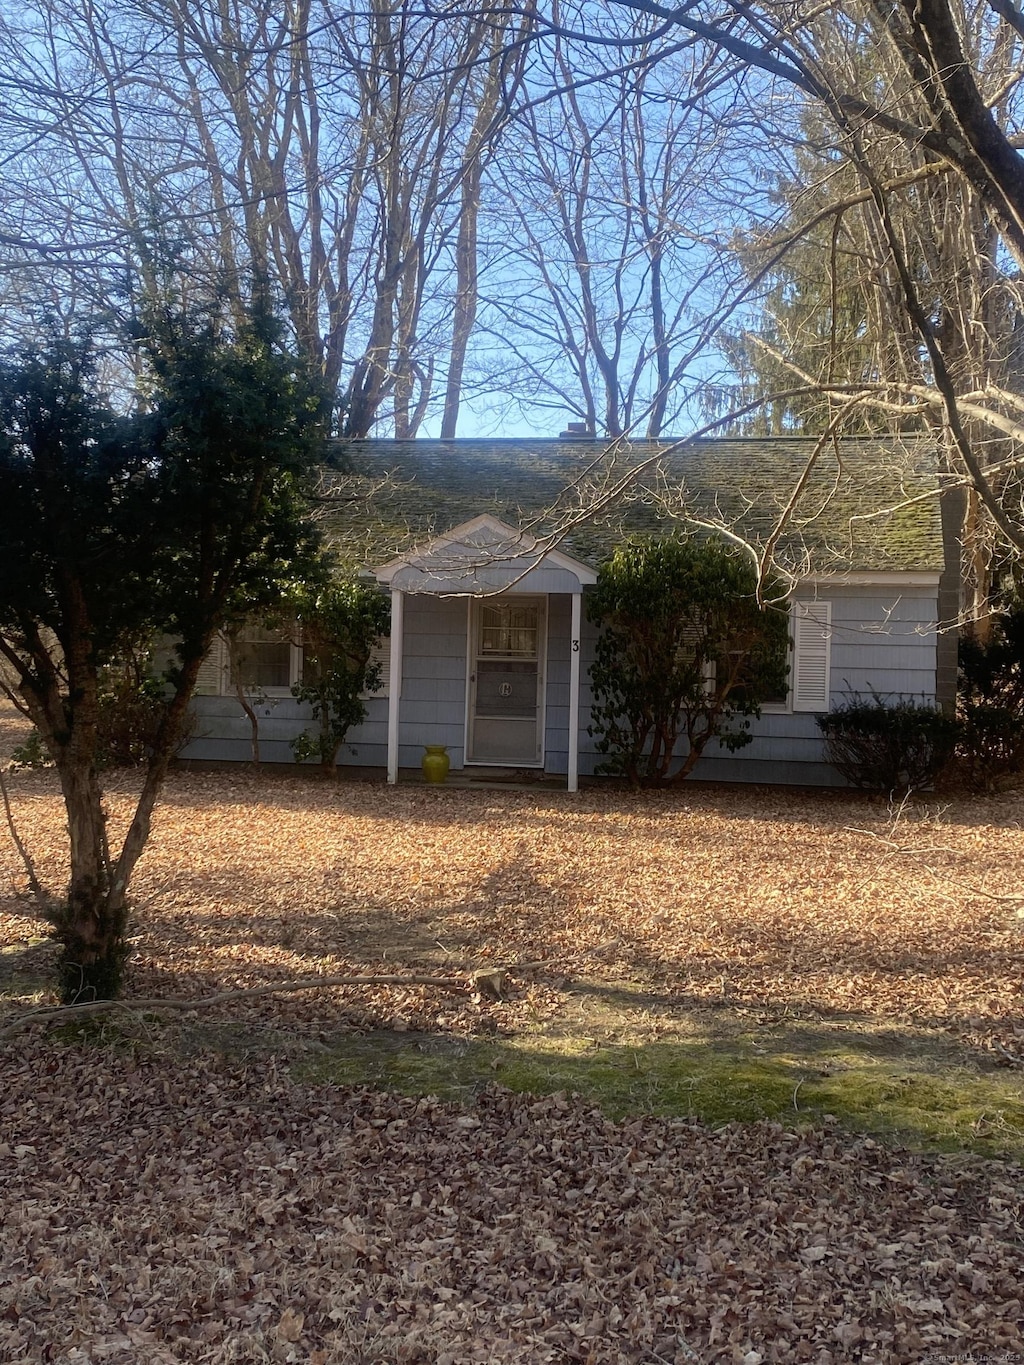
<box><xmin>227</xmin><ymin>623</ymin><xmax>302</xmax><ymax>696</ymax></box>
<box><xmin>193</xmin><ymin>625</ymin><xmax>388</xmax><ymax>701</ymax></box>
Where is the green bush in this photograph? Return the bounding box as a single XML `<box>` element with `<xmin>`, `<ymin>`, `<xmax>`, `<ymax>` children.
<box><xmin>95</xmin><ymin>673</ymin><xmax>167</xmax><ymax>767</ymax></box>
<box><xmin>10</xmin><ymin>727</ymin><xmax>51</xmax><ymax>769</ymax></box>
<box><xmin>587</xmin><ymin>534</ymin><xmax>790</xmax><ymax>786</ymax></box>
<box><xmin>10</xmin><ymin>652</ymin><xmax>175</xmax><ymax>771</ymax></box>
<box><xmin>289</xmin><ymin>577</ymin><xmax>390</xmax><ymax>776</ymax></box>
<box><xmin>957</xmin><ymin>608</ymin><xmax>1024</xmax><ymax>790</ymax></box>
<box><xmin>817</xmin><ymin>694</ymin><xmax>959</xmax><ymax>794</ymax></box>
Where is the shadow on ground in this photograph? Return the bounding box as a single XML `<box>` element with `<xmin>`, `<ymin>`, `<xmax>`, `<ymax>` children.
<box><xmin>131</xmin><ymin>965</ymin><xmax>1024</xmax><ymax>1162</ymax></box>
<box><xmin>0</xmin><ymin>937</ymin><xmax>55</xmax><ymax>998</ymax></box>
<box><xmin>7</xmin><ymin>936</ymin><xmax>1023</xmax><ymax>1160</ymax></box>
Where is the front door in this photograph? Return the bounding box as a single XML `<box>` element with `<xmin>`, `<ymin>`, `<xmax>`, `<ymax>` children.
<box><xmin>467</xmin><ymin>596</ymin><xmax>545</xmax><ymax>764</ymax></box>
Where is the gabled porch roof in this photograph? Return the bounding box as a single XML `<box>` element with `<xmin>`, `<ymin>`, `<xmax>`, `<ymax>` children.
<box><xmin>373</xmin><ymin>514</ymin><xmax>598</xmax><ymax>595</ymax></box>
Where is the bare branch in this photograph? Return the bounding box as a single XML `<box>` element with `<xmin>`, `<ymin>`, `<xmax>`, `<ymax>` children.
<box><xmin>0</xmin><ymin>971</ymin><xmax>481</xmax><ymax>1039</ymax></box>
<box><xmin>0</xmin><ymin>763</ymin><xmax>47</xmax><ymax>904</ymax></box>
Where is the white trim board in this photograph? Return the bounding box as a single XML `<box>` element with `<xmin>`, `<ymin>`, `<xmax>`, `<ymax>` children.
<box><xmin>800</xmin><ymin>571</ymin><xmax>941</xmax><ymax>588</ymax></box>
<box><xmin>374</xmin><ymin>514</ymin><xmax>598</xmax><ymax>588</ymax></box>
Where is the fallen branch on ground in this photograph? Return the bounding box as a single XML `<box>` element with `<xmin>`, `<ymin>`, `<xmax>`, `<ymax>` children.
<box><xmin>0</xmin><ymin>972</ymin><xmax>476</xmax><ymax>1039</ymax></box>
<box><xmin>993</xmin><ymin>1041</ymin><xmax>1024</xmax><ymax>1068</ymax></box>
<box><xmin>0</xmin><ymin>941</ymin><xmax>626</xmax><ymax>1038</ymax></box>
<box><xmin>843</xmin><ymin>822</ymin><xmax>1024</xmax><ymax>904</ymax></box>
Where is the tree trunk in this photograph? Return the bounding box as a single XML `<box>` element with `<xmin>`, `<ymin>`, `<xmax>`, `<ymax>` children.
<box><xmin>52</xmin><ymin>760</ymin><xmax>127</xmax><ymax>1003</ymax></box>
<box><xmin>45</xmin><ymin>646</ymin><xmax>206</xmax><ymax>1003</ymax></box>
<box><xmin>226</xmin><ymin>633</ymin><xmax>262</xmax><ymax>765</ymax></box>
<box><xmin>319</xmin><ymin>705</ymin><xmax>340</xmax><ymax>779</ymax></box>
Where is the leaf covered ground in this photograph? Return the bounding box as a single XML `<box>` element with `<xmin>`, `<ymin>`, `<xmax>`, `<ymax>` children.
<box><xmin>2</xmin><ymin>1044</ymin><xmax>1022</xmax><ymax>1364</ymax></box>
<box><xmin>1</xmin><ymin>741</ymin><xmax>1024</xmax><ymax>1361</ymax></box>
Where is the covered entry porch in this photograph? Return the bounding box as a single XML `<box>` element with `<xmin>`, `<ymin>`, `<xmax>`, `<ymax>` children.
<box><xmin>374</xmin><ymin>516</ymin><xmax>598</xmax><ymax>792</ymax></box>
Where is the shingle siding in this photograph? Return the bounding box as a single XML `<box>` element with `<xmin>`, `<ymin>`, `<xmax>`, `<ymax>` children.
<box><xmin>183</xmin><ymin>582</ymin><xmax>940</xmax><ymax>785</ymax></box>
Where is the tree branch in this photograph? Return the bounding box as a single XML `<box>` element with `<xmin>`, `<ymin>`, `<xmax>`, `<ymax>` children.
<box><xmin>0</xmin><ymin>762</ymin><xmax>47</xmax><ymax>904</ymax></box>
<box><xmin>0</xmin><ymin>971</ymin><xmax>482</xmax><ymax>1039</ymax></box>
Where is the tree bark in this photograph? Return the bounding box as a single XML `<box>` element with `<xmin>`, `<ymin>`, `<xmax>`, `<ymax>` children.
<box><xmin>53</xmin><ymin>755</ymin><xmax>125</xmax><ymax>1001</ymax></box>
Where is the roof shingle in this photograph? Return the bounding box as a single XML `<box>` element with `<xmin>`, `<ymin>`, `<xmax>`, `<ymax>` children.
<box><xmin>322</xmin><ymin>436</ymin><xmax>945</xmax><ymax>575</ymax></box>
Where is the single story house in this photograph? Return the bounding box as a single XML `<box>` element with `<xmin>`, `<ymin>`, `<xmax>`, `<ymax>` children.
<box><xmin>179</xmin><ymin>436</ymin><xmax>959</xmax><ymax>788</ymax></box>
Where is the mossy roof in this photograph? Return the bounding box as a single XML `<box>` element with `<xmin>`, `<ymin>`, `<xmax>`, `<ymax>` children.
<box><xmin>321</xmin><ymin>436</ymin><xmax>945</xmax><ymax>576</ymax></box>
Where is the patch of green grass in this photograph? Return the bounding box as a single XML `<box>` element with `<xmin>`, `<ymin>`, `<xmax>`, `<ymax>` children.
<box><xmin>807</xmin><ymin>1066</ymin><xmax>1024</xmax><ymax>1155</ymax></box>
<box><xmin>298</xmin><ymin>1031</ymin><xmax>1024</xmax><ymax>1159</ymax></box>
<box><xmin>0</xmin><ymin>937</ymin><xmax>53</xmax><ymax>1000</ymax></box>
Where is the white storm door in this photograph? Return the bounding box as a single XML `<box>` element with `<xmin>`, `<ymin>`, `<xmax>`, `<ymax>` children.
<box><xmin>467</xmin><ymin>596</ymin><xmax>546</xmax><ymax>764</ymax></box>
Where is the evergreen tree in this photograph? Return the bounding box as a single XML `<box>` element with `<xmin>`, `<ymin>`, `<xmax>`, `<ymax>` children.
<box><xmin>0</xmin><ymin>315</ymin><xmax>323</xmax><ymax>1001</ymax></box>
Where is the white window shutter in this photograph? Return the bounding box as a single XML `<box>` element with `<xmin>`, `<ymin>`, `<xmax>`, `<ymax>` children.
<box><xmin>361</xmin><ymin>639</ymin><xmax>390</xmax><ymax>699</ymax></box>
<box><xmin>676</xmin><ymin>623</ymin><xmax>716</xmax><ymax>694</ymax></box>
<box><xmin>194</xmin><ymin>634</ymin><xmax>228</xmax><ymax>696</ymax></box>
<box><xmin>792</xmin><ymin>602</ymin><xmax>831</xmax><ymax>712</ymax></box>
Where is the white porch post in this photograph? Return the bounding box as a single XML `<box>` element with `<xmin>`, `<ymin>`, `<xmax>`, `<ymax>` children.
<box><xmin>568</xmin><ymin>589</ymin><xmax>582</xmax><ymax>793</ymax></box>
<box><xmin>387</xmin><ymin>588</ymin><xmax>404</xmax><ymax>784</ymax></box>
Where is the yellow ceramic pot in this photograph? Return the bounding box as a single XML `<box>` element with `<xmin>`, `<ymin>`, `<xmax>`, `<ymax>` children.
<box><xmin>421</xmin><ymin>744</ymin><xmax>450</xmax><ymax>784</ymax></box>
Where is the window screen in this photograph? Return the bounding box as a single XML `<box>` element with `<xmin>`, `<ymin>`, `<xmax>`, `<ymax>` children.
<box><xmin>231</xmin><ymin>626</ymin><xmax>294</xmax><ymax>691</ymax></box>
<box><xmin>475</xmin><ymin>660</ymin><xmax>538</xmax><ymax>717</ymax></box>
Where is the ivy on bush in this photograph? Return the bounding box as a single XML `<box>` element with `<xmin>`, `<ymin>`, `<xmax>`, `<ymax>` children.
<box><xmin>817</xmin><ymin>694</ymin><xmax>959</xmax><ymax>794</ymax></box>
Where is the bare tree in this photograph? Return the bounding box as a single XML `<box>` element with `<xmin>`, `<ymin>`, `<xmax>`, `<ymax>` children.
<box><xmin>716</xmin><ymin>42</ymin><xmax>1024</xmax><ymax>616</ymax></box>
<box><xmin>0</xmin><ymin>0</ymin><xmax>529</xmax><ymax>434</ymax></box>
<box><xmin>587</xmin><ymin>0</ymin><xmax>1024</xmax><ymax>564</ymax></box>
<box><xmin>335</xmin><ymin>0</ymin><xmax>531</xmax><ymax>436</ymax></box>
<box><xmin>476</xmin><ymin>7</ymin><xmax>743</xmax><ymax>437</ymax></box>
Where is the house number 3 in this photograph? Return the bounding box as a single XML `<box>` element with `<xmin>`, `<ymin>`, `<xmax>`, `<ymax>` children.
<box><xmin>572</xmin><ymin>639</ymin><xmax>580</xmax><ymax>652</ymax></box>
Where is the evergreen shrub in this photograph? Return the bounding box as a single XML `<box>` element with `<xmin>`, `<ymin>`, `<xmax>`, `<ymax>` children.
<box><xmin>817</xmin><ymin>694</ymin><xmax>959</xmax><ymax>794</ymax></box>
<box><xmin>957</xmin><ymin>608</ymin><xmax>1024</xmax><ymax>790</ymax></box>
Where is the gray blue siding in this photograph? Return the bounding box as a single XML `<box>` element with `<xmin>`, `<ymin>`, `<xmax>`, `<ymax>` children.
<box><xmin>181</xmin><ymin>581</ymin><xmax>940</xmax><ymax>786</ymax></box>
<box><xmin>687</xmin><ymin>585</ymin><xmax>938</xmax><ymax>784</ymax></box>
<box><xmin>396</xmin><ymin>595</ymin><xmax>468</xmax><ymax>767</ymax></box>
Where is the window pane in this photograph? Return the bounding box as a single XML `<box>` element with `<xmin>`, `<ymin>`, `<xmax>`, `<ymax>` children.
<box><xmin>480</xmin><ymin>603</ymin><xmax>538</xmax><ymax>657</ymax></box>
<box><xmin>231</xmin><ymin>627</ymin><xmax>293</xmax><ymax>690</ymax></box>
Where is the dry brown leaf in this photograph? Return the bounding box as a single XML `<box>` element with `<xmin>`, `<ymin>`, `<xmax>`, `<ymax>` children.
<box><xmin>2</xmin><ymin>755</ymin><xmax>1024</xmax><ymax>1362</ymax></box>
<box><xmin>275</xmin><ymin>1307</ymin><xmax>304</xmax><ymax>1343</ymax></box>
